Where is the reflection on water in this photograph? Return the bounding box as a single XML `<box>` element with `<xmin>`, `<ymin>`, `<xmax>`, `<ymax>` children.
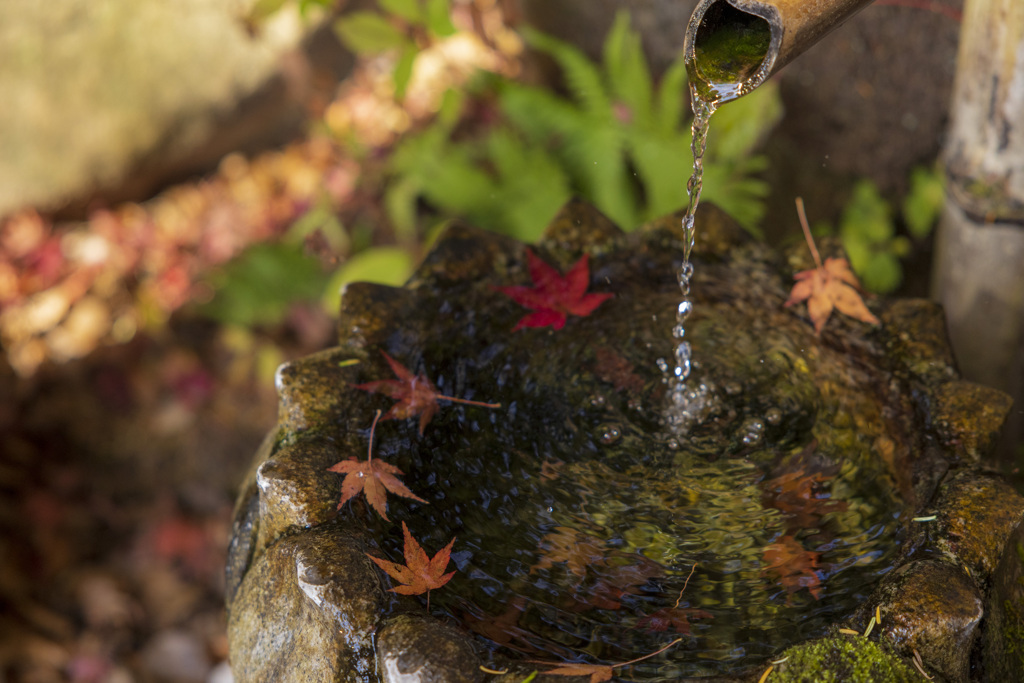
<box><xmin>363</xmin><ymin>295</ymin><xmax>904</xmax><ymax>678</ymax></box>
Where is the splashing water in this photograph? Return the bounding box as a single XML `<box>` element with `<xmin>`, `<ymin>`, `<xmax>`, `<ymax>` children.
<box><xmin>665</xmin><ymin>87</ymin><xmax>718</xmax><ymax>432</ymax></box>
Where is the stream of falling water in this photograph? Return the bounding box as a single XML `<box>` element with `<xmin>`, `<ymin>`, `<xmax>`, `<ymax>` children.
<box><xmin>664</xmin><ymin>86</ymin><xmax>718</xmax><ymax>433</ymax></box>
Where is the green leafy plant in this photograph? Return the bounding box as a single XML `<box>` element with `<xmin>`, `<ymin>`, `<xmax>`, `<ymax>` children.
<box><xmin>199</xmin><ymin>242</ymin><xmax>330</xmax><ymax>326</ymax></box>
<box><xmin>820</xmin><ymin>167</ymin><xmax>944</xmax><ymax>294</ymax></box>
<box><xmin>334</xmin><ymin>0</ymin><xmax>456</xmax><ymax>99</ymax></box>
<box><xmin>199</xmin><ymin>201</ymin><xmax>349</xmax><ymax>326</ymax></box>
<box><xmin>504</xmin><ymin>12</ymin><xmax>780</xmax><ymax>232</ymax></box>
<box><xmin>838</xmin><ymin>180</ymin><xmax>909</xmax><ymax>295</ymax></box>
<box><xmin>385</xmin><ymin>11</ymin><xmax>782</xmax><ymax>240</ymax></box>
<box><xmin>902</xmin><ymin>165</ymin><xmax>945</xmax><ymax>239</ymax></box>
<box><xmin>386</xmin><ymin>87</ymin><xmax>572</xmax><ymax>242</ymax></box>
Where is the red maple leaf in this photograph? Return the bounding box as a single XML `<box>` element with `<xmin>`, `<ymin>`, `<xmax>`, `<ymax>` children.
<box><xmin>763</xmin><ymin>534</ymin><xmax>822</xmax><ymax>600</ymax></box>
<box><xmin>328</xmin><ymin>410</ymin><xmax>428</xmax><ymax>521</ymax></box>
<box><xmin>785</xmin><ymin>198</ymin><xmax>880</xmax><ymax>335</ymax></box>
<box><xmin>354</xmin><ymin>351</ymin><xmax>500</xmax><ymax>434</ymax></box>
<box><xmin>365</xmin><ymin>521</ymin><xmax>456</xmax><ymax>610</ymax></box>
<box><xmin>495</xmin><ymin>249</ymin><xmax>613</xmax><ymax>331</ymax></box>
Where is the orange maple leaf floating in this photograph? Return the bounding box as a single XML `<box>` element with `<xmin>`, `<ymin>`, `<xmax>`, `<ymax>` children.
<box><xmin>762</xmin><ymin>533</ymin><xmax>822</xmax><ymax>600</ymax></box>
<box><xmin>328</xmin><ymin>410</ymin><xmax>427</xmax><ymax>521</ymax></box>
<box><xmin>355</xmin><ymin>351</ymin><xmax>500</xmax><ymax>434</ymax></box>
<box><xmin>495</xmin><ymin>249</ymin><xmax>613</xmax><ymax>331</ymax></box>
<box><xmin>531</xmin><ymin>638</ymin><xmax>682</xmax><ymax>683</ymax></box>
<box><xmin>784</xmin><ymin>198</ymin><xmax>880</xmax><ymax>335</ymax></box>
<box><xmin>365</xmin><ymin>520</ymin><xmax>456</xmax><ymax>610</ymax></box>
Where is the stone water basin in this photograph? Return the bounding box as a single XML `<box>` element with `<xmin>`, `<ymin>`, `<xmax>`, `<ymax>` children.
<box><xmin>226</xmin><ymin>200</ymin><xmax>1023</xmax><ymax>681</ymax></box>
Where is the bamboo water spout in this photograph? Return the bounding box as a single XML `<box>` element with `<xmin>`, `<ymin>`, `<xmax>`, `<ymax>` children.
<box><xmin>683</xmin><ymin>0</ymin><xmax>877</xmax><ymax>103</ymax></box>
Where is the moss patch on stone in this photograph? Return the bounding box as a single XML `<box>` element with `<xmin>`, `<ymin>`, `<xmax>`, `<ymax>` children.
<box><xmin>770</xmin><ymin>634</ymin><xmax>921</xmax><ymax>683</ymax></box>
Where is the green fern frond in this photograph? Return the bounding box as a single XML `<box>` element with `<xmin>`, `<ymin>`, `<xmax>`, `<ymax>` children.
<box><xmin>483</xmin><ymin>128</ymin><xmax>572</xmax><ymax>239</ymax></box>
<box><xmin>701</xmin><ymin>161</ymin><xmax>769</xmax><ymax>236</ymax></box>
<box><xmin>627</xmin><ymin>130</ymin><xmax>692</xmax><ymax>221</ymax></box>
<box><xmin>603</xmin><ymin>10</ymin><xmax>654</xmax><ymax>128</ymax></box>
<box><xmin>522</xmin><ymin>27</ymin><xmax>613</xmax><ymax>120</ymax></box>
<box><xmin>500</xmin><ymin>83</ymin><xmax>586</xmax><ymax>142</ymax></box>
<box><xmin>655</xmin><ymin>59</ymin><xmax>689</xmax><ymax>136</ymax></box>
<box><xmin>706</xmin><ymin>82</ymin><xmax>783</xmax><ymax>163</ymax></box>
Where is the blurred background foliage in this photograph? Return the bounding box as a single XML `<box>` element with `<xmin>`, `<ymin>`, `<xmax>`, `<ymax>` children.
<box><xmin>0</xmin><ymin>0</ymin><xmax>945</xmax><ymax>380</ymax></box>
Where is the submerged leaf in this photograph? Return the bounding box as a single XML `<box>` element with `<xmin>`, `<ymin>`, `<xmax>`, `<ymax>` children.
<box><xmin>637</xmin><ymin>606</ymin><xmax>714</xmax><ymax>635</ymax></box>
<box><xmin>763</xmin><ymin>534</ymin><xmax>822</xmax><ymax>600</ymax></box>
<box><xmin>531</xmin><ymin>638</ymin><xmax>682</xmax><ymax>682</ymax></box>
<box><xmin>531</xmin><ymin>527</ymin><xmax>606</xmax><ymax>579</ymax></box>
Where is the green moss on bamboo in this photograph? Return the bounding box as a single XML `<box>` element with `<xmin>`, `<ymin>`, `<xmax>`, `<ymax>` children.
<box><xmin>693</xmin><ymin>26</ymin><xmax>770</xmax><ymax>83</ymax></box>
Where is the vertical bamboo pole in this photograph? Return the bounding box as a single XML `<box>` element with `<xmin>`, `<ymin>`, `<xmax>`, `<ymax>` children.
<box><xmin>932</xmin><ymin>0</ymin><xmax>1024</xmax><ymax>464</ymax></box>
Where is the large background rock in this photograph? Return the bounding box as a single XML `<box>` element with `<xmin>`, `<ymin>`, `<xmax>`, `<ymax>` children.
<box><xmin>0</xmin><ymin>0</ymin><xmax>353</xmax><ymax>218</ymax></box>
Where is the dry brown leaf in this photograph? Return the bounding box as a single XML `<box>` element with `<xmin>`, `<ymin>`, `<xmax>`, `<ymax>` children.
<box><xmin>785</xmin><ymin>198</ymin><xmax>880</xmax><ymax>335</ymax></box>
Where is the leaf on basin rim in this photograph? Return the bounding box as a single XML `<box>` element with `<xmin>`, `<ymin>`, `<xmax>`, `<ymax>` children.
<box><xmin>785</xmin><ymin>257</ymin><xmax>880</xmax><ymax>335</ymax></box>
<box><xmin>785</xmin><ymin>198</ymin><xmax>880</xmax><ymax>335</ymax></box>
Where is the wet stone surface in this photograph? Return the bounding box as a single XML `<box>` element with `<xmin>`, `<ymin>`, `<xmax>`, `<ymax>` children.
<box><xmin>984</xmin><ymin>519</ymin><xmax>1024</xmax><ymax>681</ymax></box>
<box><xmin>226</xmin><ymin>200</ymin><xmax>1018</xmax><ymax>681</ymax></box>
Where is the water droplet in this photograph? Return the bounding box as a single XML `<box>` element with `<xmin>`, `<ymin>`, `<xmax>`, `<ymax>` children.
<box><xmin>546</xmin><ymin>507</ymin><xmax>554</xmax><ymax>513</ymax></box>
<box><xmin>667</xmin><ymin>438</ymin><xmax>680</xmax><ymax>450</ymax></box>
<box><xmin>765</xmin><ymin>407</ymin><xmax>783</xmax><ymax>426</ymax></box>
<box><xmin>740</xmin><ymin>419</ymin><xmax>765</xmax><ymax>446</ymax></box>
<box><xmin>600</xmin><ymin>426</ymin><xmax>622</xmax><ymax>445</ymax></box>
<box><xmin>656</xmin><ymin>358</ymin><xmax>669</xmax><ymax>373</ymax></box>
<box><xmin>590</xmin><ymin>394</ymin><xmax>606</xmax><ymax>407</ymax></box>
<box><xmin>675</xmin><ymin>342</ymin><xmax>691</xmax><ymax>365</ymax></box>
<box><xmin>673</xmin><ymin>324</ymin><xmax>686</xmax><ymax>339</ymax></box>
<box><xmin>677</xmin><ymin>261</ymin><xmax>694</xmax><ymax>284</ymax></box>
<box><xmin>677</xmin><ymin>301</ymin><xmax>693</xmax><ymax>320</ymax></box>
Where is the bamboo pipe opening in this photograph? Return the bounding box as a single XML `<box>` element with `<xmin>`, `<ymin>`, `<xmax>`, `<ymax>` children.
<box><xmin>684</xmin><ymin>0</ymin><xmax>877</xmax><ymax>104</ymax></box>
